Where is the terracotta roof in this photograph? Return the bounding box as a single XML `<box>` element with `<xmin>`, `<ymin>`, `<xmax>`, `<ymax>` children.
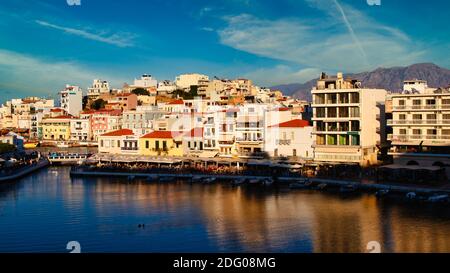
<box><xmin>167</xmin><ymin>99</ymin><xmax>184</xmax><ymax>105</ymax></box>
<box><xmin>50</xmin><ymin>108</ymin><xmax>64</xmax><ymax>112</ymax></box>
<box><xmin>116</xmin><ymin>93</ymin><xmax>135</xmax><ymax>97</ymax></box>
<box><xmin>101</xmin><ymin>129</ymin><xmax>134</xmax><ymax>137</ymax></box>
<box><xmin>185</xmin><ymin>128</ymin><xmax>204</xmax><ymax>138</ymax></box>
<box><xmin>141</xmin><ymin>131</ymin><xmax>183</xmax><ymax>139</ymax></box>
<box><xmin>269</xmin><ymin>119</ymin><xmax>310</xmax><ymax>128</ymax></box>
<box><xmin>277</xmin><ymin>107</ymin><xmax>291</xmax><ymax>112</ymax></box>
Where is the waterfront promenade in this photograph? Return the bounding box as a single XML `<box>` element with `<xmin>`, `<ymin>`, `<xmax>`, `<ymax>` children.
<box><xmin>0</xmin><ymin>158</ymin><xmax>49</xmax><ymax>183</ymax></box>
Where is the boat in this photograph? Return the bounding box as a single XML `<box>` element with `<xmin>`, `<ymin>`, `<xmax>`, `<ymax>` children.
<box><xmin>57</xmin><ymin>141</ymin><xmax>70</xmax><ymax>148</ymax></box>
<box><xmin>202</xmin><ymin>177</ymin><xmax>217</xmax><ymax>184</ymax></box>
<box><xmin>191</xmin><ymin>176</ymin><xmax>203</xmax><ymax>183</ymax></box>
<box><xmin>24</xmin><ymin>142</ymin><xmax>39</xmax><ymax>149</ymax></box>
<box><xmin>339</xmin><ymin>184</ymin><xmax>358</xmax><ymax>194</ymax></box>
<box><xmin>159</xmin><ymin>176</ymin><xmax>176</xmax><ymax>183</ymax></box>
<box><xmin>127</xmin><ymin>175</ymin><xmax>136</xmax><ymax>181</ymax></box>
<box><xmin>375</xmin><ymin>189</ymin><xmax>390</xmax><ymax>198</ymax></box>
<box><xmin>316</xmin><ymin>183</ymin><xmax>328</xmax><ymax>190</ymax></box>
<box><xmin>427</xmin><ymin>194</ymin><xmax>449</xmax><ymax>203</ymax></box>
<box><xmin>248</xmin><ymin>179</ymin><xmax>261</xmax><ymax>185</ymax></box>
<box><xmin>232</xmin><ymin>178</ymin><xmax>247</xmax><ymax>187</ymax></box>
<box><xmin>262</xmin><ymin>178</ymin><xmax>274</xmax><ymax>186</ymax></box>
<box><xmin>406</xmin><ymin>192</ymin><xmax>417</xmax><ymax>200</ymax></box>
<box><xmin>146</xmin><ymin>175</ymin><xmax>159</xmax><ymax>182</ymax></box>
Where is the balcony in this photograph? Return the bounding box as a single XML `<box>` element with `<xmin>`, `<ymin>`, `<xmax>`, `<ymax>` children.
<box><xmin>236</xmin><ymin>137</ymin><xmax>264</xmax><ymax>143</ymax></box>
<box><xmin>387</xmin><ymin>119</ymin><xmax>450</xmax><ymax>125</ymax></box>
<box><xmin>276</xmin><ymin>139</ymin><xmax>291</xmax><ymax>145</ymax></box>
<box><xmin>389</xmin><ymin>134</ymin><xmax>450</xmax><ymax>142</ymax></box>
<box><xmin>392</xmin><ymin>105</ymin><xmax>450</xmax><ymax>111</ymax></box>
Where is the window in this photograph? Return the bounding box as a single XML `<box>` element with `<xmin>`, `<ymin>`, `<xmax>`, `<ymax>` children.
<box><xmin>117</xmin><ymin>140</ymin><xmax>120</xmax><ymax>147</ymax></box>
<box><xmin>163</xmin><ymin>141</ymin><xmax>167</xmax><ymax>150</ymax></box>
<box><xmin>398</xmin><ymin>100</ymin><xmax>405</xmax><ymax>106</ymax></box>
<box><xmin>155</xmin><ymin>141</ymin><xmax>159</xmax><ymax>150</ymax></box>
<box><xmin>412</xmin><ymin>129</ymin><xmax>421</xmax><ymax>135</ymax></box>
<box><xmin>399</xmin><ymin>129</ymin><xmax>407</xmax><ymax>135</ymax></box>
<box><xmin>350</xmin><ymin>93</ymin><xmax>360</xmax><ymax>103</ymax></box>
<box><xmin>100</xmin><ymin>140</ymin><xmax>104</xmax><ymax>147</ymax></box>
<box><xmin>413</xmin><ymin>99</ymin><xmax>422</xmax><ymax>106</ymax></box>
<box><xmin>145</xmin><ymin>141</ymin><xmax>149</xmax><ymax>149</ymax></box>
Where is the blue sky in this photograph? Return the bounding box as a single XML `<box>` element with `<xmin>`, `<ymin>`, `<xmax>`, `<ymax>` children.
<box><xmin>0</xmin><ymin>0</ymin><xmax>449</xmax><ymax>101</ymax></box>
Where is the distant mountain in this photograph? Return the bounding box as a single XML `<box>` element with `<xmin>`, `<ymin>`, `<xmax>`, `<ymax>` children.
<box><xmin>271</xmin><ymin>63</ymin><xmax>450</xmax><ymax>101</ymax></box>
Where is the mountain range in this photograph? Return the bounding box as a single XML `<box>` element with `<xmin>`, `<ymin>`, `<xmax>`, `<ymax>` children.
<box><xmin>271</xmin><ymin>63</ymin><xmax>450</xmax><ymax>101</ymax></box>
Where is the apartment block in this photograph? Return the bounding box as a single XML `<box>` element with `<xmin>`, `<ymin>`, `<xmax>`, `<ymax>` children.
<box><xmin>311</xmin><ymin>73</ymin><xmax>387</xmax><ymax>166</ymax></box>
<box><xmin>388</xmin><ymin>80</ymin><xmax>450</xmax><ymax>168</ymax></box>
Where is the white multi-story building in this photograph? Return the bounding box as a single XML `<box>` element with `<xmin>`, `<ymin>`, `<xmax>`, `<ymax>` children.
<box><xmin>122</xmin><ymin>108</ymin><xmax>166</xmax><ymax>136</ymax></box>
<box><xmin>311</xmin><ymin>73</ymin><xmax>387</xmax><ymax>166</ymax></box>
<box><xmin>70</xmin><ymin>117</ymin><xmax>91</xmax><ymax>142</ymax></box>
<box><xmin>175</xmin><ymin>73</ymin><xmax>209</xmax><ymax>90</ymax></box>
<box><xmin>388</xmin><ymin>80</ymin><xmax>450</xmax><ymax>170</ymax></box>
<box><xmin>59</xmin><ymin>85</ymin><xmax>83</xmax><ymax>117</ymax></box>
<box><xmin>235</xmin><ymin>104</ymin><xmax>268</xmax><ymax>158</ymax></box>
<box><xmin>87</xmin><ymin>79</ymin><xmax>110</xmax><ymax>100</ymax></box>
<box><xmin>133</xmin><ymin>74</ymin><xmax>158</xmax><ymax>88</ymax></box>
<box><xmin>265</xmin><ymin>119</ymin><xmax>314</xmax><ymax>159</ymax></box>
<box><xmin>157</xmin><ymin>80</ymin><xmax>177</xmax><ymax>94</ymax></box>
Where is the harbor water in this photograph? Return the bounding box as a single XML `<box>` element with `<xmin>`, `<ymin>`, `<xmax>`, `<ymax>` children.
<box><xmin>0</xmin><ymin>166</ymin><xmax>450</xmax><ymax>253</ymax></box>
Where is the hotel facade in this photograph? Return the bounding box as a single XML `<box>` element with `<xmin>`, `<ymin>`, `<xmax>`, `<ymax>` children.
<box><xmin>311</xmin><ymin>73</ymin><xmax>387</xmax><ymax>167</ymax></box>
<box><xmin>388</xmin><ymin>80</ymin><xmax>450</xmax><ymax>169</ymax></box>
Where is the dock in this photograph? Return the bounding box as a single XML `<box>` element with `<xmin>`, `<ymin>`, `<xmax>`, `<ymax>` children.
<box><xmin>0</xmin><ymin>159</ymin><xmax>50</xmax><ymax>183</ymax></box>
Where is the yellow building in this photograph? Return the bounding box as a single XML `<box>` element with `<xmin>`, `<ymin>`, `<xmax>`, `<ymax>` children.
<box><xmin>40</xmin><ymin>116</ymin><xmax>72</xmax><ymax>141</ymax></box>
<box><xmin>139</xmin><ymin>131</ymin><xmax>183</xmax><ymax>157</ymax></box>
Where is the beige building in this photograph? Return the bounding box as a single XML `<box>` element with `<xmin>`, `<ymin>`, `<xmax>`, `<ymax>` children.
<box><xmin>388</xmin><ymin>80</ymin><xmax>450</xmax><ymax>169</ymax></box>
<box><xmin>311</xmin><ymin>73</ymin><xmax>387</xmax><ymax>166</ymax></box>
<box><xmin>98</xmin><ymin>129</ymin><xmax>135</xmax><ymax>154</ymax></box>
<box><xmin>175</xmin><ymin>73</ymin><xmax>209</xmax><ymax>90</ymax></box>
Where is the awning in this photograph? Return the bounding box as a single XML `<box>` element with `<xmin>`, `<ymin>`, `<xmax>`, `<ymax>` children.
<box><xmin>198</xmin><ymin>151</ymin><xmax>218</xmax><ymax>158</ymax></box>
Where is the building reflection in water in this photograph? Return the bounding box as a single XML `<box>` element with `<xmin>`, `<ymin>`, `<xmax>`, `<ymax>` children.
<box><xmin>4</xmin><ymin>167</ymin><xmax>450</xmax><ymax>253</ymax></box>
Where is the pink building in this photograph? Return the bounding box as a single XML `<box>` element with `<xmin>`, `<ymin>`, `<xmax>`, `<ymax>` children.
<box><xmin>108</xmin><ymin>93</ymin><xmax>138</xmax><ymax>111</ymax></box>
<box><xmin>82</xmin><ymin>109</ymin><xmax>123</xmax><ymax>141</ymax></box>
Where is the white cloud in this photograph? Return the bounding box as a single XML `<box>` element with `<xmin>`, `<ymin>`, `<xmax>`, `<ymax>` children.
<box><xmin>244</xmin><ymin>65</ymin><xmax>321</xmax><ymax>86</ymax></box>
<box><xmin>0</xmin><ymin>49</ymin><xmax>125</xmax><ymax>99</ymax></box>
<box><xmin>35</xmin><ymin>20</ymin><xmax>136</xmax><ymax>48</ymax></box>
<box><xmin>218</xmin><ymin>1</ymin><xmax>426</xmax><ymax>73</ymax></box>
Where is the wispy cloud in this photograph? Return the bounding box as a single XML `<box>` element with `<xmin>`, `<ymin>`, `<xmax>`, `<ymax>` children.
<box><xmin>218</xmin><ymin>1</ymin><xmax>425</xmax><ymax>73</ymax></box>
<box><xmin>0</xmin><ymin>49</ymin><xmax>126</xmax><ymax>101</ymax></box>
<box><xmin>244</xmin><ymin>65</ymin><xmax>321</xmax><ymax>86</ymax></box>
<box><xmin>35</xmin><ymin>20</ymin><xmax>137</xmax><ymax>48</ymax></box>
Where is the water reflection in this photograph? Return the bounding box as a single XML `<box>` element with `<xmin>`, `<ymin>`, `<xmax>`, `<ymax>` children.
<box><xmin>0</xmin><ymin>166</ymin><xmax>449</xmax><ymax>253</ymax></box>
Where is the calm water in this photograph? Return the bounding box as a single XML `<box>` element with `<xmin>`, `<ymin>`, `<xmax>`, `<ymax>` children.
<box><xmin>0</xmin><ymin>167</ymin><xmax>450</xmax><ymax>253</ymax></box>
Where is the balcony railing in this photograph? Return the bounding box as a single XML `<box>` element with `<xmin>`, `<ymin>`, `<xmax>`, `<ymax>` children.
<box><xmin>236</xmin><ymin>137</ymin><xmax>264</xmax><ymax>142</ymax></box>
<box><xmin>387</xmin><ymin>119</ymin><xmax>450</xmax><ymax>125</ymax></box>
<box><xmin>393</xmin><ymin>104</ymin><xmax>450</xmax><ymax>111</ymax></box>
<box><xmin>388</xmin><ymin>134</ymin><xmax>450</xmax><ymax>142</ymax></box>
<box><xmin>276</xmin><ymin>139</ymin><xmax>291</xmax><ymax>145</ymax></box>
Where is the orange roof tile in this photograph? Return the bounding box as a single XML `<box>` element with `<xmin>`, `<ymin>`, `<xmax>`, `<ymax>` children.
<box><xmin>101</xmin><ymin>129</ymin><xmax>134</xmax><ymax>137</ymax></box>
<box><xmin>167</xmin><ymin>99</ymin><xmax>184</xmax><ymax>105</ymax></box>
<box><xmin>269</xmin><ymin>119</ymin><xmax>310</xmax><ymax>128</ymax></box>
<box><xmin>185</xmin><ymin>128</ymin><xmax>204</xmax><ymax>138</ymax></box>
<box><xmin>141</xmin><ymin>131</ymin><xmax>183</xmax><ymax>139</ymax></box>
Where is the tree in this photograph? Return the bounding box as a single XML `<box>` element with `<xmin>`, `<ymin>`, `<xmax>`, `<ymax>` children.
<box><xmin>171</xmin><ymin>85</ymin><xmax>199</xmax><ymax>100</ymax></box>
<box><xmin>90</xmin><ymin>99</ymin><xmax>107</xmax><ymax>110</ymax></box>
<box><xmin>131</xmin><ymin>88</ymin><xmax>150</xmax><ymax>96</ymax></box>
<box><xmin>82</xmin><ymin>96</ymin><xmax>89</xmax><ymax>110</ymax></box>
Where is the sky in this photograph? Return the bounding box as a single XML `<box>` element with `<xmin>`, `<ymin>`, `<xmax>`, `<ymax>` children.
<box><xmin>0</xmin><ymin>0</ymin><xmax>449</xmax><ymax>101</ymax></box>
